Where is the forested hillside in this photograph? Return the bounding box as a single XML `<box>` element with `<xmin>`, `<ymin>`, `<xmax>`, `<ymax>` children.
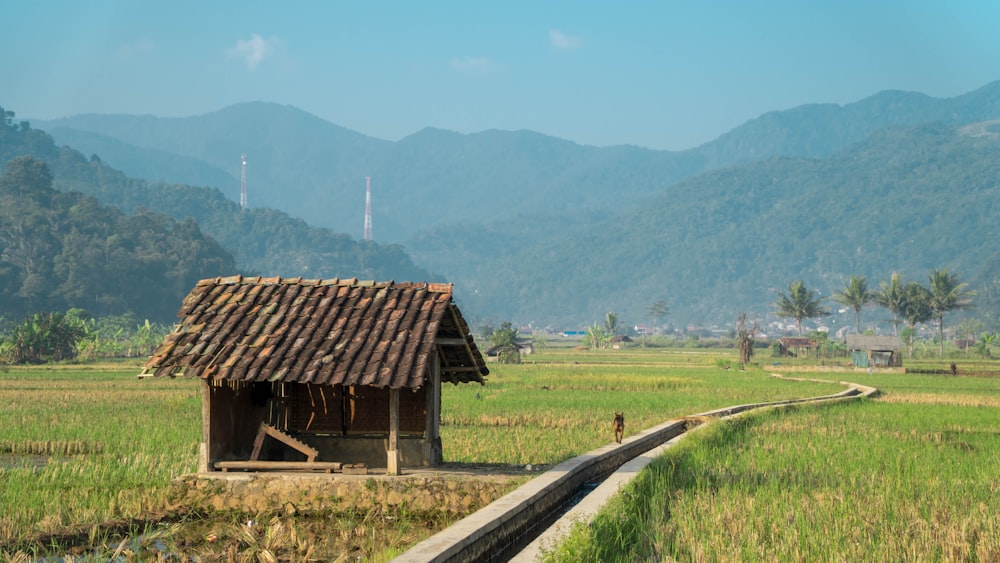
<box><xmin>0</xmin><ymin>154</ymin><xmax>234</xmax><ymax>321</ymax></box>
<box><xmin>36</xmin><ymin>103</ymin><xmax>701</xmax><ymax>242</ymax></box>
<box><xmin>694</xmin><ymin>82</ymin><xmax>1000</xmax><ymax>166</ymax></box>
<box><xmin>410</xmin><ymin>122</ymin><xmax>1000</xmax><ymax>329</ymax></box>
<box><xmin>0</xmin><ymin>107</ymin><xmax>436</xmax><ymax>322</ymax></box>
<box><xmin>45</xmin><ymin>126</ymin><xmax>236</xmax><ymax>188</ymax></box>
<box><xmin>15</xmin><ymin>80</ymin><xmax>1000</xmax><ymax>330</ymax></box>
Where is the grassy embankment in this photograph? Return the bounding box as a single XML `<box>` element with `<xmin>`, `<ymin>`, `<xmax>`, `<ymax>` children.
<box><xmin>546</xmin><ymin>367</ymin><xmax>1000</xmax><ymax>561</ymax></box>
<box><xmin>0</xmin><ymin>350</ymin><xmax>845</xmax><ymax>558</ymax></box>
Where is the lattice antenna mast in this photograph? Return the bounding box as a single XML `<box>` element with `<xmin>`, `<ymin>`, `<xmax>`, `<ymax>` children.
<box><xmin>363</xmin><ymin>176</ymin><xmax>373</xmax><ymax>241</ymax></box>
<box><xmin>240</xmin><ymin>153</ymin><xmax>248</xmax><ymax>210</ymax></box>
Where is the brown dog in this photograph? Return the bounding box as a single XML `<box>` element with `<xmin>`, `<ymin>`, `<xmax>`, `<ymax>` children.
<box><xmin>613</xmin><ymin>412</ymin><xmax>625</xmax><ymax>444</ymax></box>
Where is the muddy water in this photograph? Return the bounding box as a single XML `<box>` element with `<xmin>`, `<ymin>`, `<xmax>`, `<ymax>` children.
<box><xmin>0</xmin><ymin>454</ymin><xmax>47</xmax><ymax>470</ymax></box>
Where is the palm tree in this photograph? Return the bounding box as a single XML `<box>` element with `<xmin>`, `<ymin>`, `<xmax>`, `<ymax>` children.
<box><xmin>927</xmin><ymin>269</ymin><xmax>976</xmax><ymax>356</ymax></box>
<box><xmin>774</xmin><ymin>280</ymin><xmax>830</xmax><ymax>336</ymax></box>
<box><xmin>604</xmin><ymin>311</ymin><xmax>622</xmax><ymax>338</ymax></box>
<box><xmin>832</xmin><ymin>275</ymin><xmax>875</xmax><ymax>334</ymax></box>
<box><xmin>900</xmin><ymin>281</ymin><xmax>933</xmax><ymax>356</ymax></box>
<box><xmin>875</xmin><ymin>272</ymin><xmax>906</xmax><ymax>336</ymax></box>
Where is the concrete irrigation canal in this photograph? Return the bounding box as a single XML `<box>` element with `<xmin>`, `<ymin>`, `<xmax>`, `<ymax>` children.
<box><xmin>393</xmin><ymin>376</ymin><xmax>879</xmax><ymax>562</ymax></box>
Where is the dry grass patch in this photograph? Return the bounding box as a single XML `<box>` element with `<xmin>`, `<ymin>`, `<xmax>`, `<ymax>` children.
<box><xmin>878</xmin><ymin>392</ymin><xmax>1000</xmax><ymax>407</ymax></box>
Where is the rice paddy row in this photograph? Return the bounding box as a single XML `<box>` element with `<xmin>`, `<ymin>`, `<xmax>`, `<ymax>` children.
<box><xmin>0</xmin><ymin>352</ymin><xmax>846</xmax><ymax>558</ymax></box>
<box><xmin>544</xmin><ymin>370</ymin><xmax>1000</xmax><ymax>561</ymax></box>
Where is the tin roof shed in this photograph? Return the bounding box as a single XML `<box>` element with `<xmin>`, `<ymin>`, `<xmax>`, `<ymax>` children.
<box><xmin>845</xmin><ymin>334</ymin><xmax>902</xmax><ymax>368</ymax></box>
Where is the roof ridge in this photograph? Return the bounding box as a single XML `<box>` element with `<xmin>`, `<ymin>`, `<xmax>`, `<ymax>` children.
<box><xmin>199</xmin><ymin>276</ymin><xmax>444</xmax><ymax>288</ymax></box>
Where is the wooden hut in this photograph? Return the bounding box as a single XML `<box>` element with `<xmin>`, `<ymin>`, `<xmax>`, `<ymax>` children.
<box><xmin>140</xmin><ymin>276</ymin><xmax>488</xmax><ymax>475</ymax></box>
<box><xmin>845</xmin><ymin>334</ymin><xmax>902</xmax><ymax>368</ymax></box>
<box><xmin>777</xmin><ymin>337</ymin><xmax>816</xmax><ymax>357</ymax></box>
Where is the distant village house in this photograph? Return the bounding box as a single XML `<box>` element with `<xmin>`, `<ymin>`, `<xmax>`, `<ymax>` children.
<box><xmin>845</xmin><ymin>334</ymin><xmax>902</xmax><ymax>368</ymax></box>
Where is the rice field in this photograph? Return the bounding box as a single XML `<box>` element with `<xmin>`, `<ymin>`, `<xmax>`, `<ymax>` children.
<box><xmin>0</xmin><ymin>349</ymin><xmax>927</xmax><ymax>559</ymax></box>
<box><xmin>545</xmin><ymin>369</ymin><xmax>1000</xmax><ymax>561</ymax></box>
<box><xmin>0</xmin><ymin>362</ymin><xmax>200</xmax><ymax>546</ymax></box>
<box><xmin>442</xmin><ymin>352</ymin><xmax>843</xmax><ymax>465</ymax></box>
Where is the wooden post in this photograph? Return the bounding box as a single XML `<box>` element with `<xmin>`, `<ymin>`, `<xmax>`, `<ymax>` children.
<box><xmin>387</xmin><ymin>387</ymin><xmax>401</xmax><ymax>475</ymax></box>
<box><xmin>199</xmin><ymin>380</ymin><xmax>211</xmax><ymax>473</ymax></box>
<box><xmin>423</xmin><ymin>353</ymin><xmax>443</xmax><ymax>465</ymax></box>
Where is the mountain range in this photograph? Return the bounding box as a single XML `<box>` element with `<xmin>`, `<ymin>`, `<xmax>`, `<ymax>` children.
<box><xmin>22</xmin><ymin>81</ymin><xmax>1000</xmax><ymax>330</ymax></box>
<box><xmin>0</xmin><ymin>112</ymin><xmax>435</xmax><ymax>323</ymax></box>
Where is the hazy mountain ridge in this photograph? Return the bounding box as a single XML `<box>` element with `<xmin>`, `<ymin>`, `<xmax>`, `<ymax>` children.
<box><xmin>34</xmin><ymin>82</ymin><xmax>1000</xmax><ymax>244</ymax></box>
<box><xmin>46</xmin><ymin>126</ymin><xmax>236</xmax><ymax>188</ymax></box>
<box><xmin>413</xmin><ymin>122</ymin><xmax>999</xmax><ymax>328</ymax></box>
<box><xmin>21</xmin><ymin>81</ymin><xmax>1000</xmax><ymax>328</ymax></box>
<box><xmin>36</xmin><ymin>103</ymin><xmax>393</xmax><ymax>231</ymax></box>
<box><xmin>691</xmin><ymin>82</ymin><xmax>1000</xmax><ymax>167</ymax></box>
<box><xmin>0</xmin><ymin>111</ymin><xmax>437</xmax><ymax>321</ymax></box>
<box><xmin>36</xmin><ymin>105</ymin><xmax>698</xmax><ymax>241</ymax></box>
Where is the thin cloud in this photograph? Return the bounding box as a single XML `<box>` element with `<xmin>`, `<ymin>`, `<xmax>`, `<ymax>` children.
<box><xmin>549</xmin><ymin>29</ymin><xmax>583</xmax><ymax>50</ymax></box>
<box><xmin>451</xmin><ymin>56</ymin><xmax>497</xmax><ymax>76</ymax></box>
<box><xmin>226</xmin><ymin>33</ymin><xmax>277</xmax><ymax>71</ymax></box>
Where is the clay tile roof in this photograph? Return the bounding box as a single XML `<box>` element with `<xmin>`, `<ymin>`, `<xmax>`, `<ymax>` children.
<box><xmin>141</xmin><ymin>276</ymin><xmax>488</xmax><ymax>388</ymax></box>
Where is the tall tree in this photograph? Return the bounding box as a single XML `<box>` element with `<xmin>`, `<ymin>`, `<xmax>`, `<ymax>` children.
<box><xmin>488</xmin><ymin>321</ymin><xmax>520</xmax><ymax>364</ymax></box>
<box><xmin>644</xmin><ymin>300</ymin><xmax>669</xmax><ymax>346</ymax></box>
<box><xmin>774</xmin><ymin>280</ymin><xmax>830</xmax><ymax>336</ymax></box>
<box><xmin>0</xmin><ymin>157</ymin><xmax>60</xmax><ymax>310</ymax></box>
<box><xmin>736</xmin><ymin>312</ymin><xmax>758</xmax><ymax>366</ymax></box>
<box><xmin>900</xmin><ymin>281</ymin><xmax>933</xmax><ymax>357</ymax></box>
<box><xmin>0</xmin><ymin>155</ymin><xmax>56</xmax><ymax>207</ymax></box>
<box><xmin>875</xmin><ymin>272</ymin><xmax>906</xmax><ymax>336</ymax></box>
<box><xmin>832</xmin><ymin>275</ymin><xmax>875</xmax><ymax>334</ymax></box>
<box><xmin>647</xmin><ymin>300</ymin><xmax>669</xmax><ymax>329</ymax></box>
<box><xmin>927</xmin><ymin>269</ymin><xmax>976</xmax><ymax>356</ymax></box>
<box><xmin>604</xmin><ymin>311</ymin><xmax>622</xmax><ymax>338</ymax></box>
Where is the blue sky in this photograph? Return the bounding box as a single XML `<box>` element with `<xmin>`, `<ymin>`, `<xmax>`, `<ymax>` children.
<box><xmin>4</xmin><ymin>1</ymin><xmax>999</xmax><ymax>150</ymax></box>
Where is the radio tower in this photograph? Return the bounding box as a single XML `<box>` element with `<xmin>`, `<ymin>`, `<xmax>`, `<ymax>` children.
<box><xmin>240</xmin><ymin>153</ymin><xmax>248</xmax><ymax>210</ymax></box>
<box><xmin>363</xmin><ymin>176</ymin><xmax>373</xmax><ymax>241</ymax></box>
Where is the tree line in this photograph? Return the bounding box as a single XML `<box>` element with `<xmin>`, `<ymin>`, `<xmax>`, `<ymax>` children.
<box><xmin>774</xmin><ymin>270</ymin><xmax>983</xmax><ymax>355</ymax></box>
<box><xmin>0</xmin><ymin>309</ymin><xmax>170</xmax><ymax>365</ymax></box>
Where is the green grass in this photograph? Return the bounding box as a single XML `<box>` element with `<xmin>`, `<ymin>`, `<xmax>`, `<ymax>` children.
<box><xmin>545</xmin><ymin>367</ymin><xmax>1000</xmax><ymax>561</ymax></box>
<box><xmin>443</xmin><ymin>357</ymin><xmax>842</xmax><ymax>464</ymax></box>
<box><xmin>0</xmin><ymin>349</ymin><xmax>867</xmax><ymax>559</ymax></box>
<box><xmin>0</xmin><ymin>361</ymin><xmax>201</xmax><ymax>545</ymax></box>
